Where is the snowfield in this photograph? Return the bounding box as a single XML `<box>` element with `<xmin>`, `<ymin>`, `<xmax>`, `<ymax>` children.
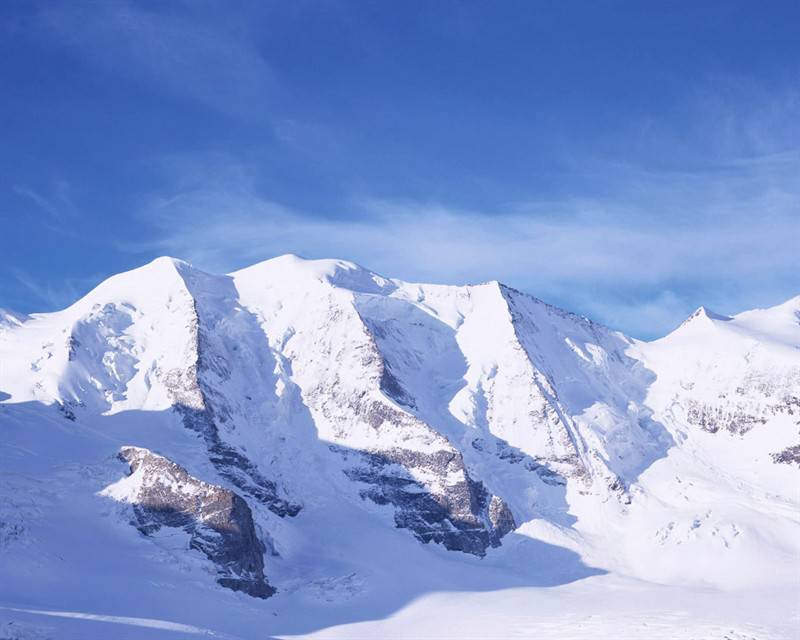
<box><xmin>1</xmin><ymin>255</ymin><xmax>798</xmax><ymax>639</ymax></box>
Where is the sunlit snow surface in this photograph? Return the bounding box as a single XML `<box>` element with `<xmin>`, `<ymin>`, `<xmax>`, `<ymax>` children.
<box><xmin>1</xmin><ymin>255</ymin><xmax>798</xmax><ymax>639</ymax></box>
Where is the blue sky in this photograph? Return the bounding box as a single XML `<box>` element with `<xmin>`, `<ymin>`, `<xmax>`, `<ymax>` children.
<box><xmin>1</xmin><ymin>1</ymin><xmax>798</xmax><ymax>338</ymax></box>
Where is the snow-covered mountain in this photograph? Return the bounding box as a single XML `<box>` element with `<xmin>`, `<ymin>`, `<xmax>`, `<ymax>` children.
<box><xmin>1</xmin><ymin>255</ymin><xmax>798</xmax><ymax>639</ymax></box>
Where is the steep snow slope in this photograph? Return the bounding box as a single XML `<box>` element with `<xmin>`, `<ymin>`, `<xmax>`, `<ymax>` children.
<box><xmin>0</xmin><ymin>257</ymin><xmax>197</xmax><ymax>413</ymax></box>
<box><xmin>233</xmin><ymin>256</ymin><xmax>514</xmax><ymax>554</ymax></box>
<box><xmin>1</xmin><ymin>255</ymin><xmax>798</xmax><ymax>639</ymax></box>
<box><xmin>559</xmin><ymin>298</ymin><xmax>800</xmax><ymax>587</ymax></box>
<box><xmin>638</xmin><ymin>301</ymin><xmax>800</xmax><ymax>446</ymax></box>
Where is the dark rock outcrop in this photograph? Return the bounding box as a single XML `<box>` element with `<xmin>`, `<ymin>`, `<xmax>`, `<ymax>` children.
<box><xmin>341</xmin><ymin>445</ymin><xmax>515</xmax><ymax>556</ymax></box>
<box><xmin>115</xmin><ymin>446</ymin><xmax>274</xmax><ymax>598</ymax></box>
<box><xmin>771</xmin><ymin>444</ymin><xmax>800</xmax><ymax>466</ymax></box>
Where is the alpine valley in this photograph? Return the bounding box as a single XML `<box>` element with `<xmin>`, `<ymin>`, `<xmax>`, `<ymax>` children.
<box><xmin>1</xmin><ymin>255</ymin><xmax>798</xmax><ymax>639</ymax></box>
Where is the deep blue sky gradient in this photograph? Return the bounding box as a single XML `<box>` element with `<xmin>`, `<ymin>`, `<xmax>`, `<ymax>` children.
<box><xmin>1</xmin><ymin>1</ymin><xmax>798</xmax><ymax>337</ymax></box>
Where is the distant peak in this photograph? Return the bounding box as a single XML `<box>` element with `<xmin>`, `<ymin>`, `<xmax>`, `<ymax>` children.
<box><xmin>0</xmin><ymin>307</ymin><xmax>27</xmax><ymax>328</ymax></box>
<box><xmin>677</xmin><ymin>306</ymin><xmax>732</xmax><ymax>330</ymax></box>
<box><xmin>695</xmin><ymin>306</ymin><xmax>732</xmax><ymax>322</ymax></box>
<box><xmin>731</xmin><ymin>294</ymin><xmax>800</xmax><ymax>337</ymax></box>
<box><xmin>763</xmin><ymin>294</ymin><xmax>800</xmax><ymax>313</ymax></box>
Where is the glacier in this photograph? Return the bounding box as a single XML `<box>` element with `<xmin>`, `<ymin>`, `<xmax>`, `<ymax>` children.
<box><xmin>0</xmin><ymin>255</ymin><xmax>798</xmax><ymax>639</ymax></box>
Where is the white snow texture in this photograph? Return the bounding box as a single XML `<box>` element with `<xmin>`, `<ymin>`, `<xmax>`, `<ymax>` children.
<box><xmin>1</xmin><ymin>255</ymin><xmax>798</xmax><ymax>639</ymax></box>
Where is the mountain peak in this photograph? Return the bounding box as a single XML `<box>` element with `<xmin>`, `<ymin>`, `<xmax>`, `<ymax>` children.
<box><xmin>730</xmin><ymin>294</ymin><xmax>800</xmax><ymax>346</ymax></box>
<box><xmin>694</xmin><ymin>306</ymin><xmax>731</xmax><ymax>322</ymax></box>
<box><xmin>145</xmin><ymin>255</ymin><xmax>189</xmax><ymax>269</ymax></box>
<box><xmin>232</xmin><ymin>254</ymin><xmax>395</xmax><ymax>294</ymax></box>
<box><xmin>104</xmin><ymin>255</ymin><xmax>191</xmax><ymax>282</ymax></box>
<box><xmin>49</xmin><ymin>255</ymin><xmax>210</xmax><ymax>321</ymax></box>
<box><xmin>677</xmin><ymin>305</ymin><xmax>732</xmax><ymax>330</ymax></box>
<box><xmin>756</xmin><ymin>294</ymin><xmax>800</xmax><ymax>316</ymax></box>
<box><xmin>0</xmin><ymin>307</ymin><xmax>27</xmax><ymax>328</ymax></box>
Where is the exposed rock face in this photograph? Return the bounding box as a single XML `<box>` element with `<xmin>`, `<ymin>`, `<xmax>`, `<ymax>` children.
<box><xmin>771</xmin><ymin>444</ymin><xmax>800</xmax><ymax>466</ymax></box>
<box><xmin>342</xmin><ymin>446</ymin><xmax>515</xmax><ymax>556</ymax></box>
<box><xmin>488</xmin><ymin>494</ymin><xmax>516</xmax><ymax>535</ymax></box>
<box><xmin>685</xmin><ymin>379</ymin><xmax>800</xmax><ymax>436</ymax></box>
<box><xmin>324</xmin><ymin>384</ymin><xmax>516</xmax><ymax>556</ymax></box>
<box><xmin>111</xmin><ymin>446</ymin><xmax>274</xmax><ymax>598</ymax></box>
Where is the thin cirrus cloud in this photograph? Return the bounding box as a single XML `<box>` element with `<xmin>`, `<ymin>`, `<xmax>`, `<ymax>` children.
<box><xmin>20</xmin><ymin>4</ymin><xmax>799</xmax><ymax>337</ymax></box>
<box><xmin>129</xmin><ymin>149</ymin><xmax>799</xmax><ymax>340</ymax></box>
<box><xmin>13</xmin><ymin>180</ymin><xmax>79</xmax><ymax>223</ymax></box>
<box><xmin>37</xmin><ymin>1</ymin><xmax>274</xmax><ymax>121</ymax></box>
<box><xmin>10</xmin><ymin>269</ymin><xmax>102</xmax><ymax>312</ymax></box>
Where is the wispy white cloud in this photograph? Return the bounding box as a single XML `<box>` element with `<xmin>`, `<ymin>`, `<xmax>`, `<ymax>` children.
<box><xmin>13</xmin><ymin>185</ymin><xmax>64</xmax><ymax>221</ymax></box>
<box><xmin>37</xmin><ymin>1</ymin><xmax>274</xmax><ymax>121</ymax></box>
<box><xmin>126</xmin><ymin>144</ymin><xmax>799</xmax><ymax>338</ymax></box>
<box><xmin>11</xmin><ymin>180</ymin><xmax>84</xmax><ymax>239</ymax></box>
<box><xmin>11</xmin><ymin>269</ymin><xmax>100</xmax><ymax>311</ymax></box>
<box><xmin>13</xmin><ymin>179</ymin><xmax>78</xmax><ymax>223</ymax></box>
<box><xmin>71</xmin><ymin>26</ymin><xmax>795</xmax><ymax>338</ymax></box>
